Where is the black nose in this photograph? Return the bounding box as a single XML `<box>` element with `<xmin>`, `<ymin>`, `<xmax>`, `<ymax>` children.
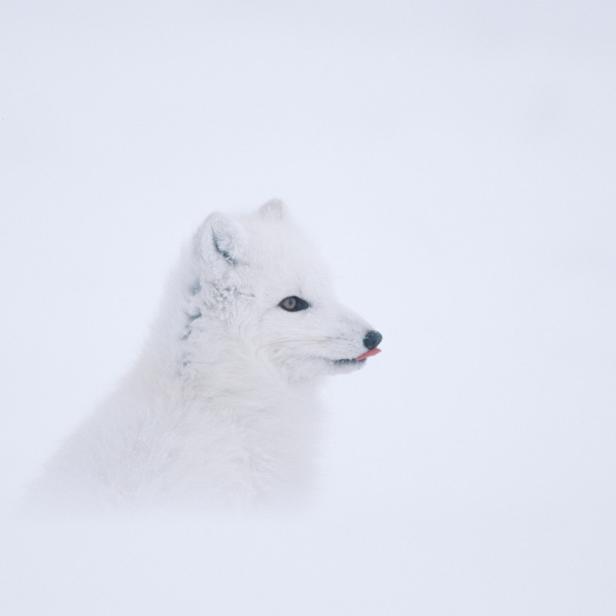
<box><xmin>363</xmin><ymin>330</ymin><xmax>382</xmax><ymax>350</ymax></box>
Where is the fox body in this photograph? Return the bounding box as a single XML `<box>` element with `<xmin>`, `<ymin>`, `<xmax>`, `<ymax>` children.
<box><xmin>31</xmin><ymin>201</ymin><xmax>382</xmax><ymax>510</ymax></box>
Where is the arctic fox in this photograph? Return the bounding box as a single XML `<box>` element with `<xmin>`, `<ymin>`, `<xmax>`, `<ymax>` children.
<box><xmin>30</xmin><ymin>200</ymin><xmax>382</xmax><ymax>511</ymax></box>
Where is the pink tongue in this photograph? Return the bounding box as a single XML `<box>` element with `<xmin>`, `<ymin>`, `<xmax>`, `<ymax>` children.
<box><xmin>356</xmin><ymin>348</ymin><xmax>382</xmax><ymax>361</ymax></box>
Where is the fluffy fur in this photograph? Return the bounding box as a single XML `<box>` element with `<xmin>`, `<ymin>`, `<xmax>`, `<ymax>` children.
<box><xmin>29</xmin><ymin>201</ymin><xmax>380</xmax><ymax>511</ymax></box>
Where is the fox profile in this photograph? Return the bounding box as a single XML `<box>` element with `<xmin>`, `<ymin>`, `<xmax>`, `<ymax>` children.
<box><xmin>29</xmin><ymin>200</ymin><xmax>382</xmax><ymax>511</ymax></box>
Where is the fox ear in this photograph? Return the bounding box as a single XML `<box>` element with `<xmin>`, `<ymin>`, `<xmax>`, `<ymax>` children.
<box><xmin>258</xmin><ymin>198</ymin><xmax>287</xmax><ymax>221</ymax></box>
<box><xmin>197</xmin><ymin>212</ymin><xmax>245</xmax><ymax>267</ymax></box>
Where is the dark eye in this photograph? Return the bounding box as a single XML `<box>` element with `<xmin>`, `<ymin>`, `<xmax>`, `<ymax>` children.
<box><xmin>279</xmin><ymin>296</ymin><xmax>310</xmax><ymax>312</ymax></box>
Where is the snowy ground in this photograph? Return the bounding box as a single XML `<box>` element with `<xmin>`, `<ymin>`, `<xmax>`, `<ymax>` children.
<box><xmin>1</xmin><ymin>1</ymin><xmax>615</xmax><ymax>614</ymax></box>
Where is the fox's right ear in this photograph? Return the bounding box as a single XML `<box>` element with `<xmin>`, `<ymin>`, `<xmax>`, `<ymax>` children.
<box><xmin>258</xmin><ymin>198</ymin><xmax>287</xmax><ymax>221</ymax></box>
<box><xmin>196</xmin><ymin>212</ymin><xmax>246</xmax><ymax>269</ymax></box>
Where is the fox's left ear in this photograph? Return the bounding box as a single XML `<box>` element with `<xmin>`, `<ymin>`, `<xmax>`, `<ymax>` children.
<box><xmin>196</xmin><ymin>212</ymin><xmax>246</xmax><ymax>269</ymax></box>
<box><xmin>258</xmin><ymin>198</ymin><xmax>287</xmax><ymax>221</ymax></box>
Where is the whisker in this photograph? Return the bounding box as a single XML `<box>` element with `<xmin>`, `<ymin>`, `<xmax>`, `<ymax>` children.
<box><xmin>261</xmin><ymin>335</ymin><xmax>348</xmax><ymax>347</ymax></box>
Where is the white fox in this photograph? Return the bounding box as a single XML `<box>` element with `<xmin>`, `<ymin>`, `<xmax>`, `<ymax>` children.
<box><xmin>30</xmin><ymin>200</ymin><xmax>382</xmax><ymax>511</ymax></box>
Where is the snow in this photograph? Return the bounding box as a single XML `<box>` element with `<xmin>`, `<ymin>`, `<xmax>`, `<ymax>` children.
<box><xmin>1</xmin><ymin>1</ymin><xmax>615</xmax><ymax>614</ymax></box>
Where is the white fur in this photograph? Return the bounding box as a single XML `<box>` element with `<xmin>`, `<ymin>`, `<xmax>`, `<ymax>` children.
<box><xmin>29</xmin><ymin>201</ymin><xmax>378</xmax><ymax>511</ymax></box>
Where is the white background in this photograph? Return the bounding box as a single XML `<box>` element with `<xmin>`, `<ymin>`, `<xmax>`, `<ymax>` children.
<box><xmin>1</xmin><ymin>1</ymin><xmax>615</xmax><ymax>614</ymax></box>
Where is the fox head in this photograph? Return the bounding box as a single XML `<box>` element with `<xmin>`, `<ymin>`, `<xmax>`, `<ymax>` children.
<box><xmin>180</xmin><ymin>200</ymin><xmax>382</xmax><ymax>382</ymax></box>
